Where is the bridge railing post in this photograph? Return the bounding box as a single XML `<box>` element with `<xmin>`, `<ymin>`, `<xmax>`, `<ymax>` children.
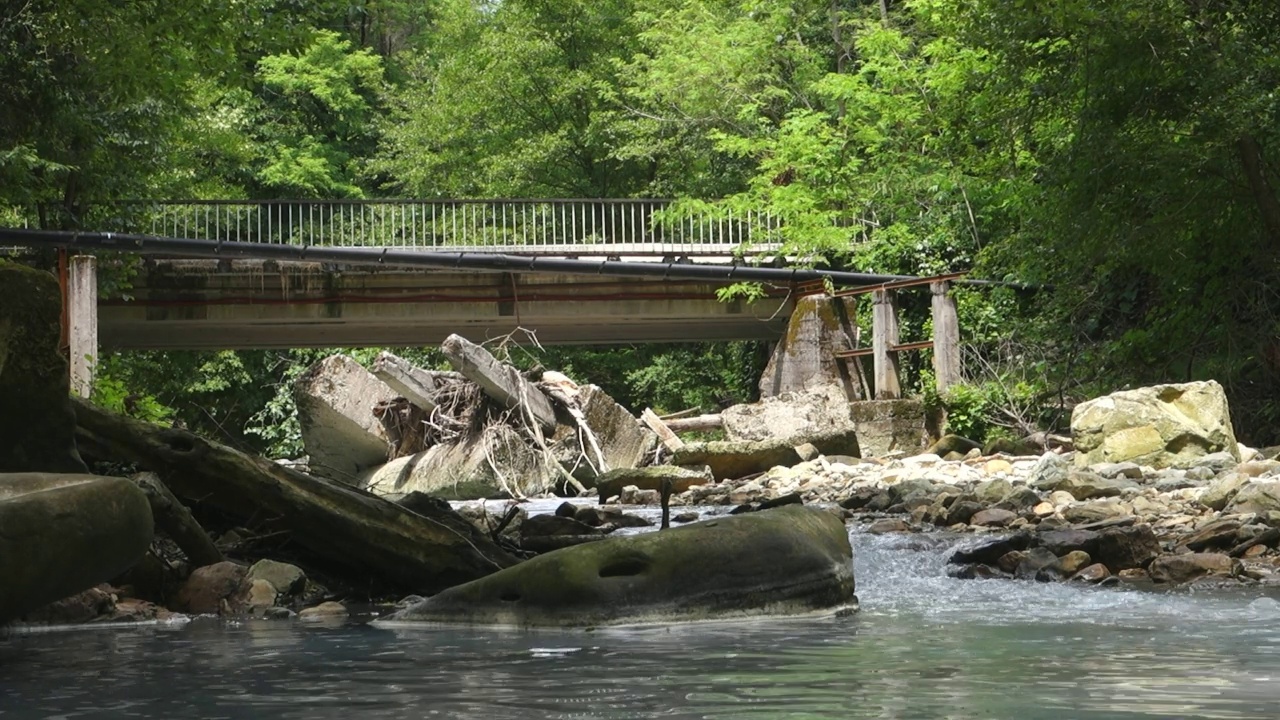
<box><xmin>871</xmin><ymin>288</ymin><xmax>901</xmax><ymax>400</ymax></box>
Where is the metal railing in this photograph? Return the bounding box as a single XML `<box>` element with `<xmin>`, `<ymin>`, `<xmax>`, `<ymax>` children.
<box><xmin>7</xmin><ymin>199</ymin><xmax>784</xmax><ymax>256</ymax></box>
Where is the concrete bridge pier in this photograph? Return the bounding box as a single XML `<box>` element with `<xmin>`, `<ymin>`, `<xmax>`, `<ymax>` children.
<box><xmin>68</xmin><ymin>255</ymin><xmax>97</xmax><ymax>399</ymax></box>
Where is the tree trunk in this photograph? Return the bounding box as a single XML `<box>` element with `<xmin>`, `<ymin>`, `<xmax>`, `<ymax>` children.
<box><xmin>73</xmin><ymin>399</ymin><xmax>517</xmax><ymax>594</ymax></box>
<box><xmin>1238</xmin><ymin>133</ymin><xmax>1280</xmax><ymax>247</ymax></box>
<box><xmin>130</xmin><ymin>471</ymin><xmax>224</xmax><ymax>568</ymax></box>
<box><xmin>662</xmin><ymin>414</ymin><xmax>724</xmax><ymax>433</ymax></box>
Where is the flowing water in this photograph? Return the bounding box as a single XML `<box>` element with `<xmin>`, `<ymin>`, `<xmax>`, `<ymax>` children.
<box><xmin>5</xmin><ymin>517</ymin><xmax>1280</xmax><ymax>719</ymax></box>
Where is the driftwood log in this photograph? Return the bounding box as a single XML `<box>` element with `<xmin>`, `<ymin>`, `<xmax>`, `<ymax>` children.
<box><xmin>73</xmin><ymin>399</ymin><xmax>517</xmax><ymax>593</ymax></box>
<box><xmin>663</xmin><ymin>414</ymin><xmax>724</xmax><ymax>433</ymax></box>
<box><xmin>131</xmin><ymin>471</ymin><xmax>224</xmax><ymax>567</ymax></box>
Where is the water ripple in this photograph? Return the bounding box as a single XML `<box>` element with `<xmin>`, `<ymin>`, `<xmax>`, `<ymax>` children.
<box><xmin>3</xmin><ymin>527</ymin><xmax>1280</xmax><ymax>718</ymax></box>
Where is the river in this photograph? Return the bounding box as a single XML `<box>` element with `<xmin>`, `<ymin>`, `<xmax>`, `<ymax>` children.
<box><xmin>4</xmin><ymin>520</ymin><xmax>1280</xmax><ymax>719</ymax></box>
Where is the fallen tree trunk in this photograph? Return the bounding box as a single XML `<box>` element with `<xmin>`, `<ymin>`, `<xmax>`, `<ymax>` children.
<box><xmin>73</xmin><ymin>399</ymin><xmax>518</xmax><ymax>593</ymax></box>
<box><xmin>131</xmin><ymin>471</ymin><xmax>224</xmax><ymax>568</ymax></box>
<box><xmin>663</xmin><ymin>414</ymin><xmax>724</xmax><ymax>433</ymax></box>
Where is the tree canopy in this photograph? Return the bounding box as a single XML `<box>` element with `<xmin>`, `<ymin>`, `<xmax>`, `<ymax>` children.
<box><xmin>3</xmin><ymin>0</ymin><xmax>1279</xmax><ymax>445</ymax></box>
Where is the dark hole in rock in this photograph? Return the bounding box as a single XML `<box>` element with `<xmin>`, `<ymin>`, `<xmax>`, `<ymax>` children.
<box><xmin>598</xmin><ymin>558</ymin><xmax>650</xmax><ymax>578</ymax></box>
<box><xmin>166</xmin><ymin>435</ymin><xmax>195</xmax><ymax>453</ymax></box>
<box><xmin>499</xmin><ymin>591</ymin><xmax>521</xmax><ymax>602</ymax></box>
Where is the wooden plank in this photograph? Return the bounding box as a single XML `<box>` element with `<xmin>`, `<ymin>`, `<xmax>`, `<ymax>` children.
<box><xmin>372</xmin><ymin>351</ymin><xmax>443</xmax><ymax>412</ymax></box>
<box><xmin>872</xmin><ymin>289</ymin><xmax>901</xmax><ymax>400</ymax></box>
<box><xmin>931</xmin><ymin>280</ymin><xmax>962</xmax><ymax>393</ymax></box>
<box><xmin>68</xmin><ymin>255</ymin><xmax>97</xmax><ymax>399</ymax></box>
<box><xmin>441</xmin><ymin>334</ymin><xmax>558</xmax><ymax>430</ymax></box>
<box><xmin>836</xmin><ymin>341</ymin><xmax>933</xmax><ymax>360</ymax></box>
<box><xmin>663</xmin><ymin>414</ymin><xmax>724</xmax><ymax>433</ymax></box>
<box><xmin>892</xmin><ymin>340</ymin><xmax>935</xmax><ymax>353</ymax></box>
<box><xmin>641</xmin><ymin>408</ymin><xmax>685</xmax><ymax>452</ymax></box>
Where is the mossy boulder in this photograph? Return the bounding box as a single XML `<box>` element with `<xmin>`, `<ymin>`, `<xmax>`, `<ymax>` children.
<box><xmin>0</xmin><ymin>262</ymin><xmax>87</xmax><ymax>474</ymax></box>
<box><xmin>0</xmin><ymin>474</ymin><xmax>154</xmax><ymax>623</ymax></box>
<box><xmin>380</xmin><ymin>505</ymin><xmax>857</xmax><ymax>628</ymax></box>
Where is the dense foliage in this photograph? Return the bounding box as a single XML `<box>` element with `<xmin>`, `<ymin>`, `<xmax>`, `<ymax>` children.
<box><xmin>4</xmin><ymin>0</ymin><xmax>1279</xmax><ymax>446</ymax></box>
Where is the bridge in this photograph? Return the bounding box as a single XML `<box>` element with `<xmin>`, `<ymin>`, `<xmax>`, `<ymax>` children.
<box><xmin>4</xmin><ymin>198</ymin><xmax>807</xmax><ymax>346</ymax></box>
<box><xmin>1</xmin><ymin>198</ymin><xmax>963</xmax><ymax>401</ymax></box>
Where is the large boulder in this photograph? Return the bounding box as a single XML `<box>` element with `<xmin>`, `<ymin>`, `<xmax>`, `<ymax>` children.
<box><xmin>1226</xmin><ymin>478</ymin><xmax>1280</xmax><ymax>515</ymax></box>
<box><xmin>722</xmin><ymin>386</ymin><xmax>853</xmax><ymax>443</ymax></box>
<box><xmin>758</xmin><ymin>295</ymin><xmax>859</xmax><ymax>399</ymax></box>
<box><xmin>1071</xmin><ymin>381</ymin><xmax>1239</xmax><ymax>469</ymax></box>
<box><xmin>0</xmin><ymin>474</ymin><xmax>153</xmax><ymax>623</ymax></box>
<box><xmin>361</xmin><ymin>424</ymin><xmax>556</xmax><ymax>500</ymax></box>
<box><xmin>380</xmin><ymin>505</ymin><xmax>856</xmax><ymax>627</ymax></box>
<box><xmin>295</xmin><ymin>354</ymin><xmax>398</xmax><ymax>483</ymax></box>
<box><xmin>0</xmin><ymin>262</ymin><xmax>88</xmax><ymax>474</ymax></box>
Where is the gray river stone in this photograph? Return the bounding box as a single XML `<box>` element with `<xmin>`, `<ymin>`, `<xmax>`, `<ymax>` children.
<box><xmin>0</xmin><ymin>473</ymin><xmax>153</xmax><ymax>623</ymax></box>
<box><xmin>381</xmin><ymin>505</ymin><xmax>856</xmax><ymax>627</ymax></box>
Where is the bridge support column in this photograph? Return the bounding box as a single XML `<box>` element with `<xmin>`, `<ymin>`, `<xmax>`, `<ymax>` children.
<box><xmin>930</xmin><ymin>280</ymin><xmax>961</xmax><ymax>393</ymax></box>
<box><xmin>68</xmin><ymin>255</ymin><xmax>97</xmax><ymax>399</ymax></box>
<box><xmin>871</xmin><ymin>289</ymin><xmax>901</xmax><ymax>400</ymax></box>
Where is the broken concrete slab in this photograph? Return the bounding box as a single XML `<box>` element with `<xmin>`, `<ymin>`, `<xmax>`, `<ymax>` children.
<box><xmin>550</xmin><ymin>385</ymin><xmax>656</xmax><ymax>476</ymax></box>
<box><xmin>722</xmin><ymin>386</ymin><xmax>854</xmax><ymax>443</ymax></box>
<box><xmin>594</xmin><ymin>465</ymin><xmax>714</xmax><ymax>504</ymax></box>
<box><xmin>442</xmin><ymin>335</ymin><xmax>557</xmax><ymax>430</ymax></box>
<box><xmin>360</xmin><ymin>424</ymin><xmax>558</xmax><ymax>501</ymax></box>
<box><xmin>849</xmin><ymin>399</ymin><xmax>931</xmax><ymax>458</ymax></box>
<box><xmin>371</xmin><ymin>351</ymin><xmax>461</xmax><ymax>413</ymax></box>
<box><xmin>295</xmin><ymin>355</ymin><xmax>397</xmax><ymax>483</ymax></box>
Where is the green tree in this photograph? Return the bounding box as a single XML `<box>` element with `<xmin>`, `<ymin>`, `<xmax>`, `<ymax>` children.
<box><xmin>0</xmin><ymin>0</ymin><xmax>237</xmax><ymax>219</ymax></box>
<box><xmin>375</xmin><ymin>0</ymin><xmax>655</xmax><ymax>197</ymax></box>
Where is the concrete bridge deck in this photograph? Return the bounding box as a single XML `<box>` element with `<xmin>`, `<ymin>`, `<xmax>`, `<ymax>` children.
<box><xmin>102</xmin><ymin>259</ymin><xmax>792</xmax><ymax>349</ymax></box>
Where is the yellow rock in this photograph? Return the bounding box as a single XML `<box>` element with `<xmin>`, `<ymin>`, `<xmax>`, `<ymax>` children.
<box><xmin>984</xmin><ymin>459</ymin><xmax>1013</xmax><ymax>475</ymax></box>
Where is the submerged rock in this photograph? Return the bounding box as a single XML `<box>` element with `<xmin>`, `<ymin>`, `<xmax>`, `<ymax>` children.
<box><xmin>381</xmin><ymin>505</ymin><xmax>856</xmax><ymax>627</ymax></box>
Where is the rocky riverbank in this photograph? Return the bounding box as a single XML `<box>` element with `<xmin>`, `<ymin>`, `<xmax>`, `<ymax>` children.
<box><xmin>653</xmin><ymin>444</ymin><xmax>1280</xmax><ymax>588</ymax></box>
